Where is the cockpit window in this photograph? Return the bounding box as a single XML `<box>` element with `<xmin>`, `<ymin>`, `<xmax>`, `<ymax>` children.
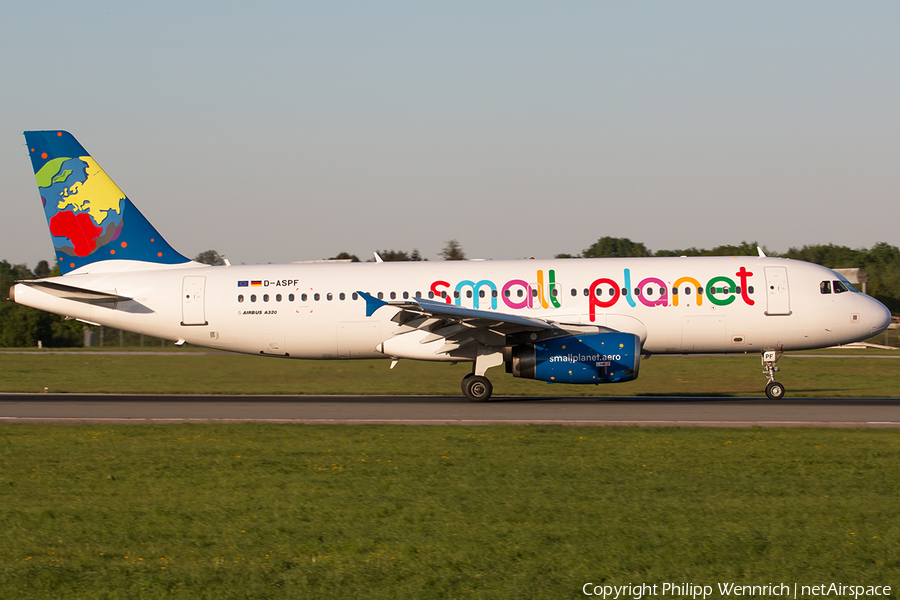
<box><xmin>820</xmin><ymin>281</ymin><xmax>832</xmax><ymax>294</ymax></box>
<box><xmin>833</xmin><ymin>274</ymin><xmax>859</xmax><ymax>293</ymax></box>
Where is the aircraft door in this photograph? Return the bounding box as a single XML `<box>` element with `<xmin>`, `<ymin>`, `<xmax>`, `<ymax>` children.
<box><xmin>181</xmin><ymin>276</ymin><xmax>208</xmax><ymax>326</ymax></box>
<box><xmin>764</xmin><ymin>267</ymin><xmax>791</xmax><ymax>316</ymax></box>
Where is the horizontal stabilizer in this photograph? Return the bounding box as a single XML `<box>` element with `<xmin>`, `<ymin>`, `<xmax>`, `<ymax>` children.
<box><xmin>17</xmin><ymin>280</ymin><xmax>133</xmax><ymax>306</ymax></box>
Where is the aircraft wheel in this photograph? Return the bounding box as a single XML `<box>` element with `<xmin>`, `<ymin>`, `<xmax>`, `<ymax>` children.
<box><xmin>463</xmin><ymin>375</ymin><xmax>493</xmax><ymax>402</ymax></box>
<box><xmin>765</xmin><ymin>381</ymin><xmax>786</xmax><ymax>400</ymax></box>
<box><xmin>460</xmin><ymin>372</ymin><xmax>474</xmax><ymax>395</ymax></box>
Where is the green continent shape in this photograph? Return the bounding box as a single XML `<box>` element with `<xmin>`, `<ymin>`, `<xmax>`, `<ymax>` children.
<box><xmin>35</xmin><ymin>157</ymin><xmax>70</xmax><ymax>188</ymax></box>
<box><xmin>52</xmin><ymin>169</ymin><xmax>73</xmax><ymax>184</ymax></box>
<box><xmin>56</xmin><ymin>157</ymin><xmax>124</xmax><ymax>225</ymax></box>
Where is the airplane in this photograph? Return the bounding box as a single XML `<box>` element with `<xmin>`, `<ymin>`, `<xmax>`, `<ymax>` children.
<box><xmin>9</xmin><ymin>131</ymin><xmax>893</xmax><ymax>401</ymax></box>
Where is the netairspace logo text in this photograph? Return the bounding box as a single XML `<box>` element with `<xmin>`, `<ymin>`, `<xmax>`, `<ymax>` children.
<box><xmin>581</xmin><ymin>582</ymin><xmax>893</xmax><ymax>599</ymax></box>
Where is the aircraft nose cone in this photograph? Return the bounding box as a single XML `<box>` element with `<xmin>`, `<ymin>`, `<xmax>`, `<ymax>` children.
<box><xmin>869</xmin><ymin>297</ymin><xmax>892</xmax><ymax>336</ymax></box>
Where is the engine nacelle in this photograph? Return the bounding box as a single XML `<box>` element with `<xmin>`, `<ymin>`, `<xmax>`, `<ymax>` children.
<box><xmin>507</xmin><ymin>332</ymin><xmax>641</xmax><ymax>384</ymax></box>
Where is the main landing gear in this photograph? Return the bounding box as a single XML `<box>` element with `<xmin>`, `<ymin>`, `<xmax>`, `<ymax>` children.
<box><xmin>461</xmin><ymin>350</ymin><xmax>504</xmax><ymax>402</ymax></box>
<box><xmin>762</xmin><ymin>350</ymin><xmax>786</xmax><ymax>400</ymax></box>
<box><xmin>461</xmin><ymin>373</ymin><xmax>493</xmax><ymax>402</ymax></box>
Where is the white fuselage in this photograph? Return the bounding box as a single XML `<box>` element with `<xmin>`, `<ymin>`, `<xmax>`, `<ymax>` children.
<box><xmin>12</xmin><ymin>256</ymin><xmax>891</xmax><ymax>361</ymax></box>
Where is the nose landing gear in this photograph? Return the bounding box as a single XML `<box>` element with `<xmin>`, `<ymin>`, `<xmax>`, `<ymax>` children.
<box><xmin>765</xmin><ymin>380</ymin><xmax>786</xmax><ymax>400</ymax></box>
<box><xmin>762</xmin><ymin>350</ymin><xmax>786</xmax><ymax>400</ymax></box>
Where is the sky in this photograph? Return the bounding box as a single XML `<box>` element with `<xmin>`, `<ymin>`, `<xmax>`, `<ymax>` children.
<box><xmin>1</xmin><ymin>1</ymin><xmax>898</xmax><ymax>267</ymax></box>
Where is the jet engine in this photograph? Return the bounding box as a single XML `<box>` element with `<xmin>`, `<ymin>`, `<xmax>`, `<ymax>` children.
<box><xmin>506</xmin><ymin>332</ymin><xmax>641</xmax><ymax>384</ymax></box>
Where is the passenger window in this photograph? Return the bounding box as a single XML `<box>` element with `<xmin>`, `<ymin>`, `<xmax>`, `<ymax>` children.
<box><xmin>479</xmin><ymin>290</ymin><xmax>485</xmax><ymax>298</ymax></box>
<box><xmin>340</xmin><ymin>292</ymin><xmax>346</xmax><ymax>300</ymax></box>
<box><xmin>289</xmin><ymin>294</ymin><xmax>295</xmax><ymax>302</ymax></box>
<box><xmin>595</xmin><ymin>288</ymin><xmax>602</xmax><ymax>297</ymax></box>
<box><xmin>453</xmin><ymin>291</ymin><xmax>460</xmax><ymax>299</ymax></box>
<box><xmin>466</xmin><ymin>290</ymin><xmax>473</xmax><ymax>299</ymax></box>
<box><xmin>531</xmin><ymin>289</ymin><xmax>538</xmax><ymax>297</ymax></box>
<box><xmin>571</xmin><ymin>288</ymin><xmax>577</xmax><ymax>297</ymax></box>
<box><xmin>428</xmin><ymin>291</ymin><xmax>434</xmax><ymax>299</ymax></box>
<box><xmin>748</xmin><ymin>286</ymin><xmax>754</xmax><ymax>294</ymax></box>
<box><xmin>609</xmin><ymin>288</ymin><xmax>616</xmax><ymax>296</ymax></box>
<box><xmin>301</xmin><ymin>293</ymin><xmax>308</xmax><ymax>301</ymax></box>
<box><xmin>403</xmin><ymin>291</ymin><xmax>409</xmax><ymax>299</ymax></box>
<box><xmin>634</xmin><ymin>288</ymin><xmax>640</xmax><ymax>296</ymax></box>
<box><xmin>327</xmin><ymin>293</ymin><xmax>333</xmax><ymax>301</ymax></box>
<box><xmin>263</xmin><ymin>294</ymin><xmax>269</xmax><ymax>302</ymax></box>
<box><xmin>621</xmin><ymin>288</ymin><xmax>627</xmax><ymax>296</ymax></box>
<box><xmin>517</xmin><ymin>289</ymin><xmax>524</xmax><ymax>298</ymax></box>
<box><xmin>441</xmin><ymin>291</ymin><xmax>447</xmax><ymax>299</ymax></box>
<box><xmin>314</xmin><ymin>293</ymin><xmax>320</xmax><ymax>301</ymax></box>
<box><xmin>238</xmin><ymin>295</ymin><xmax>244</xmax><ymax>303</ymax></box>
<box><xmin>551</xmin><ymin>288</ymin><xmax>558</xmax><ymax>297</ymax></box>
<box><xmin>415</xmin><ymin>291</ymin><xmax>422</xmax><ymax>298</ymax></box>
<box><xmin>505</xmin><ymin>290</ymin><xmax>511</xmax><ymax>297</ymax></box>
<box><xmin>251</xmin><ymin>295</ymin><xmax>257</xmax><ymax>302</ymax></box>
<box><xmin>352</xmin><ymin>292</ymin><xmax>359</xmax><ymax>300</ymax></box>
<box><xmin>276</xmin><ymin>294</ymin><xmax>282</xmax><ymax>302</ymax></box>
<box><xmin>672</xmin><ymin>287</ymin><xmax>679</xmax><ymax>295</ymax></box>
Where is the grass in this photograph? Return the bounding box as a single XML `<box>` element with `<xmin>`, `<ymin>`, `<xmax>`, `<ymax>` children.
<box><xmin>1</xmin><ymin>349</ymin><xmax>898</xmax><ymax>397</ymax></box>
<box><xmin>1</xmin><ymin>425</ymin><xmax>898</xmax><ymax>599</ymax></box>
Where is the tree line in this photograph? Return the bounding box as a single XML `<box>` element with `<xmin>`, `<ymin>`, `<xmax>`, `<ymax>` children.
<box><xmin>329</xmin><ymin>240</ymin><xmax>465</xmax><ymax>262</ymax></box>
<box><xmin>2</xmin><ymin>239</ymin><xmax>897</xmax><ymax>347</ymax></box>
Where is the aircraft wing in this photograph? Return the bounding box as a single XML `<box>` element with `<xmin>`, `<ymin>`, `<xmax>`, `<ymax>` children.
<box><xmin>357</xmin><ymin>291</ymin><xmax>610</xmax><ymax>355</ymax></box>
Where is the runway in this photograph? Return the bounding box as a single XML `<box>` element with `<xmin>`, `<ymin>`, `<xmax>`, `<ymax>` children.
<box><xmin>1</xmin><ymin>394</ymin><xmax>898</xmax><ymax>427</ymax></box>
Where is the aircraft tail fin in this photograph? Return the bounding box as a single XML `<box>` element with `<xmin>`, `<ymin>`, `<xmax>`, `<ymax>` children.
<box><xmin>24</xmin><ymin>131</ymin><xmax>190</xmax><ymax>275</ymax></box>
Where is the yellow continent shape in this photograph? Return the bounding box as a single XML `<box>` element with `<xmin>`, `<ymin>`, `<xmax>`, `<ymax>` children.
<box><xmin>57</xmin><ymin>157</ymin><xmax>124</xmax><ymax>224</ymax></box>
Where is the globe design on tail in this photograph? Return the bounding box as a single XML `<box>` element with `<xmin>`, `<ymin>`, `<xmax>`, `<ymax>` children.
<box><xmin>25</xmin><ymin>131</ymin><xmax>189</xmax><ymax>274</ymax></box>
<box><xmin>36</xmin><ymin>156</ymin><xmax>125</xmax><ymax>259</ymax></box>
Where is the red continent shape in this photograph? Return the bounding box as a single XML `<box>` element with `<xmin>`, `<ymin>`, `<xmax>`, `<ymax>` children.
<box><xmin>49</xmin><ymin>211</ymin><xmax>102</xmax><ymax>257</ymax></box>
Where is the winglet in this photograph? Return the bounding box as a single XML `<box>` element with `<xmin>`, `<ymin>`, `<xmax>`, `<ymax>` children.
<box><xmin>357</xmin><ymin>291</ymin><xmax>387</xmax><ymax>317</ymax></box>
